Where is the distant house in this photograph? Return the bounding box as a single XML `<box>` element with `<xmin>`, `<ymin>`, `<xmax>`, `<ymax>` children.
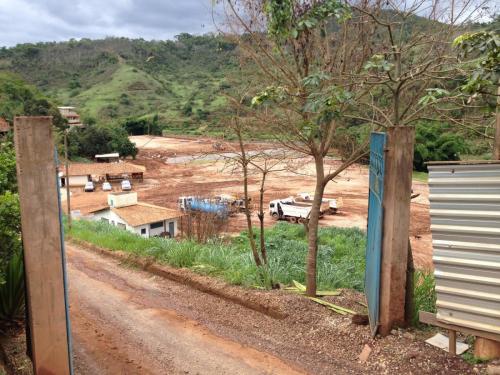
<box><xmin>0</xmin><ymin>118</ymin><xmax>10</xmax><ymax>134</ymax></box>
<box><xmin>58</xmin><ymin>106</ymin><xmax>84</xmax><ymax>128</ymax></box>
<box><xmin>59</xmin><ymin>162</ymin><xmax>145</xmax><ymax>187</ymax></box>
<box><xmin>89</xmin><ymin>192</ymin><xmax>181</xmax><ymax>238</ymax></box>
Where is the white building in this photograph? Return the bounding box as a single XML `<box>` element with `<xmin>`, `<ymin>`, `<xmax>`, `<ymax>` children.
<box><xmin>89</xmin><ymin>192</ymin><xmax>181</xmax><ymax>238</ymax></box>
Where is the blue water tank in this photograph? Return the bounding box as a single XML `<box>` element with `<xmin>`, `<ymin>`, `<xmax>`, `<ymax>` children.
<box><xmin>188</xmin><ymin>199</ymin><xmax>228</xmax><ymax>217</ymax></box>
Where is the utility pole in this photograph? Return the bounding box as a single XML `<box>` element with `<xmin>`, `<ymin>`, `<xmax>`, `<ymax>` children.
<box><xmin>64</xmin><ymin>129</ymin><xmax>72</xmax><ymax>229</ymax></box>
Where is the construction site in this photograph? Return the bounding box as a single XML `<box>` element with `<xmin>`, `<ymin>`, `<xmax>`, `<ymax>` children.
<box><xmin>2</xmin><ymin>112</ymin><xmax>499</xmax><ymax>375</ymax></box>
<box><xmin>66</xmin><ymin>135</ymin><xmax>432</xmax><ymax>268</ymax></box>
<box><xmin>1</xmin><ymin>0</ymin><xmax>499</xmax><ymax>372</ymax></box>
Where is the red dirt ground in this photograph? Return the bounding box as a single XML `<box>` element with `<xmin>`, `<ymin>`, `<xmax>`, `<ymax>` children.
<box><xmin>69</xmin><ymin>242</ymin><xmax>481</xmax><ymax>374</ymax></box>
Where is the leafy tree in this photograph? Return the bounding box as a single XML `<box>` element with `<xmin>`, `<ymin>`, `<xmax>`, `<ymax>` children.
<box><xmin>123</xmin><ymin>117</ymin><xmax>161</xmax><ymax>135</ymax></box>
<box><xmin>108</xmin><ymin>125</ymin><xmax>138</xmax><ymax>158</ymax></box>
<box><xmin>453</xmin><ymin>30</ymin><xmax>499</xmax><ymax>158</ymax></box>
<box><xmin>0</xmin><ymin>140</ymin><xmax>17</xmax><ymax>194</ymax></box>
<box><xmin>222</xmin><ymin>0</ymin><xmax>489</xmax><ymax>297</ymax></box>
<box><xmin>222</xmin><ymin>0</ymin><xmax>368</xmax><ymax>296</ymax></box>
<box><xmin>0</xmin><ymin>192</ymin><xmax>21</xmax><ymax>272</ymax></box>
<box><xmin>0</xmin><ymin>140</ymin><xmax>20</xmax><ymax>273</ymax></box>
<box><xmin>414</xmin><ymin>122</ymin><xmax>467</xmax><ymax>171</ymax></box>
<box><xmin>0</xmin><ymin>72</ymin><xmax>66</xmax><ymax>130</ymax></box>
<box><xmin>69</xmin><ymin>123</ymin><xmax>138</xmax><ymax>159</ymax></box>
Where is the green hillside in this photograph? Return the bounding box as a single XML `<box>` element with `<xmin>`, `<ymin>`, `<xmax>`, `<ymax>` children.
<box><xmin>0</xmin><ymin>35</ymin><xmax>239</xmax><ymax>136</ymax></box>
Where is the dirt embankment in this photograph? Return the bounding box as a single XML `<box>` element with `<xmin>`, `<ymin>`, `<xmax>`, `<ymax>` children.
<box><xmin>68</xmin><ymin>242</ymin><xmax>479</xmax><ymax>375</ymax></box>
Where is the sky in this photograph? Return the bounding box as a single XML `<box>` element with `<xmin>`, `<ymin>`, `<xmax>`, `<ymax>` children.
<box><xmin>0</xmin><ymin>0</ymin><xmax>218</xmax><ymax>47</ymax></box>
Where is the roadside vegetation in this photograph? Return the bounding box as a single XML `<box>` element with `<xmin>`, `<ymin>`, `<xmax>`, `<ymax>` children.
<box><xmin>67</xmin><ymin>218</ymin><xmax>437</xmax><ymax>320</ymax></box>
<box><xmin>0</xmin><ymin>137</ymin><xmax>24</xmax><ymax>323</ymax></box>
<box><xmin>67</xmin><ymin>219</ymin><xmax>367</xmax><ymax>291</ymax></box>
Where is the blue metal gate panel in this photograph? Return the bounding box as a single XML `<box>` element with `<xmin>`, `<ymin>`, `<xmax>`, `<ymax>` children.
<box><xmin>365</xmin><ymin>132</ymin><xmax>386</xmax><ymax>336</ymax></box>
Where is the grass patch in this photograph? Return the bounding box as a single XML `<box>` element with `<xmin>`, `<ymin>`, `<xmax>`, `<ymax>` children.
<box><xmin>412</xmin><ymin>171</ymin><xmax>428</xmax><ymax>182</ymax></box>
<box><xmin>234</xmin><ymin>224</ymin><xmax>367</xmax><ymax>291</ymax></box>
<box><xmin>412</xmin><ymin>270</ymin><xmax>437</xmax><ymax>326</ymax></box>
<box><xmin>67</xmin><ymin>220</ymin><xmax>367</xmax><ymax>290</ymax></box>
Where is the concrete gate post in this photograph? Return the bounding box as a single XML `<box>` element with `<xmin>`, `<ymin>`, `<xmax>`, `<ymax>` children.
<box><xmin>378</xmin><ymin>126</ymin><xmax>415</xmax><ymax>336</ymax></box>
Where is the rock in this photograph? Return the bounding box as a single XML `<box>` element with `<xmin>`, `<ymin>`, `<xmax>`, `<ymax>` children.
<box><xmin>391</xmin><ymin>329</ymin><xmax>398</xmax><ymax>335</ymax></box>
<box><xmin>358</xmin><ymin>344</ymin><xmax>372</xmax><ymax>363</ymax></box>
<box><xmin>406</xmin><ymin>350</ymin><xmax>420</xmax><ymax>359</ymax></box>
<box><xmin>352</xmin><ymin>314</ymin><xmax>369</xmax><ymax>325</ymax></box>
<box><xmin>403</xmin><ymin>332</ymin><xmax>415</xmax><ymax>340</ymax></box>
<box><xmin>487</xmin><ymin>364</ymin><xmax>500</xmax><ymax>375</ymax></box>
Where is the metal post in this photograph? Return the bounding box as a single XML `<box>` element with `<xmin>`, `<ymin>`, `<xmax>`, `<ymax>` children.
<box><xmin>64</xmin><ymin>130</ymin><xmax>72</xmax><ymax>229</ymax></box>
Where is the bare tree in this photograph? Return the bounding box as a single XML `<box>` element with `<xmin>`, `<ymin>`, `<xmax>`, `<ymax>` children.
<box><xmin>221</xmin><ymin>89</ymin><xmax>297</xmax><ymax>267</ymax></box>
<box><xmin>217</xmin><ymin>0</ymin><xmax>375</xmax><ymax>296</ymax></box>
<box><xmin>217</xmin><ymin>0</ymin><xmax>491</xmax><ymax>296</ymax></box>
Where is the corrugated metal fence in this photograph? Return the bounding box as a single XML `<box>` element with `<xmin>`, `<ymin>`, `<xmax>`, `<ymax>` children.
<box><xmin>428</xmin><ymin>161</ymin><xmax>500</xmax><ymax>335</ymax></box>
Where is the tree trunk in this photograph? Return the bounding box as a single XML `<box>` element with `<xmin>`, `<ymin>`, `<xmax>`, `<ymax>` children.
<box><xmin>237</xmin><ymin>128</ymin><xmax>262</xmax><ymax>267</ymax></box>
<box><xmin>258</xmin><ymin>171</ymin><xmax>268</xmax><ymax>264</ymax></box>
<box><xmin>305</xmin><ymin>155</ymin><xmax>326</xmax><ymax>297</ymax></box>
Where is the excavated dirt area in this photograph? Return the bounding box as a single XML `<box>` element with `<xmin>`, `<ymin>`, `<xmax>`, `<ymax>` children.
<box><xmin>68</xmin><ymin>243</ymin><xmax>481</xmax><ymax>374</ymax></box>
<box><xmin>67</xmin><ymin>135</ymin><xmax>432</xmax><ymax>269</ymax></box>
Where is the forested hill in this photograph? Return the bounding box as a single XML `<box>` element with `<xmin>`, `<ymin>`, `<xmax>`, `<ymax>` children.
<box><xmin>0</xmin><ymin>34</ymin><xmax>240</xmax><ymax>136</ymax></box>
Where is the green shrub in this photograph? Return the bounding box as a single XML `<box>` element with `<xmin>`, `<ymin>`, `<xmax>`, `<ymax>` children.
<box><xmin>0</xmin><ymin>251</ymin><xmax>25</xmax><ymax>321</ymax></box>
<box><xmin>0</xmin><ymin>192</ymin><xmax>21</xmax><ymax>274</ymax></box>
<box><xmin>412</xmin><ymin>270</ymin><xmax>437</xmax><ymax>326</ymax></box>
<box><xmin>414</xmin><ymin>122</ymin><xmax>467</xmax><ymax>171</ymax></box>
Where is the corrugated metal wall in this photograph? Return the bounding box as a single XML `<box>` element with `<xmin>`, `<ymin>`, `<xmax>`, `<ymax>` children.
<box><xmin>428</xmin><ymin>162</ymin><xmax>500</xmax><ymax>335</ymax></box>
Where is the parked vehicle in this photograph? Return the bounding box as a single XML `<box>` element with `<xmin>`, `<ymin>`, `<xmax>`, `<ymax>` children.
<box><xmin>84</xmin><ymin>181</ymin><xmax>95</xmax><ymax>192</ymax></box>
<box><xmin>214</xmin><ymin>194</ymin><xmax>248</xmax><ymax>213</ymax></box>
<box><xmin>269</xmin><ymin>199</ymin><xmax>318</xmax><ymax>223</ymax></box>
<box><xmin>121</xmin><ymin>180</ymin><xmax>132</xmax><ymax>191</ymax></box>
<box><xmin>178</xmin><ymin>196</ymin><xmax>229</xmax><ymax>218</ymax></box>
<box><xmin>296</xmin><ymin>192</ymin><xmax>342</xmax><ymax>214</ymax></box>
<box><xmin>102</xmin><ymin>182</ymin><xmax>112</xmax><ymax>191</ymax></box>
<box><xmin>178</xmin><ymin>196</ymin><xmax>194</xmax><ymax>211</ymax></box>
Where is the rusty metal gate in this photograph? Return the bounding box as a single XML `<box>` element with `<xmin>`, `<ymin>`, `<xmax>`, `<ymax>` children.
<box><xmin>365</xmin><ymin>132</ymin><xmax>386</xmax><ymax>336</ymax></box>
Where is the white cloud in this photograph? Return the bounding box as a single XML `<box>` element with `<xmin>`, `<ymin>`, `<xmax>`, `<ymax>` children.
<box><xmin>0</xmin><ymin>0</ymin><xmax>217</xmax><ymax>47</ymax></box>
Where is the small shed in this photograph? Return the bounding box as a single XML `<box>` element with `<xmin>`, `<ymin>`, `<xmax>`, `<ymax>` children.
<box><xmin>95</xmin><ymin>153</ymin><xmax>120</xmax><ymax>163</ymax></box>
<box><xmin>89</xmin><ymin>192</ymin><xmax>181</xmax><ymax>238</ymax></box>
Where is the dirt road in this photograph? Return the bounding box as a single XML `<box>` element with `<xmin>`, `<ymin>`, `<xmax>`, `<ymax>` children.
<box><xmin>68</xmin><ymin>244</ymin><xmax>306</xmax><ymax>375</ymax></box>
<box><xmin>68</xmin><ymin>242</ymin><xmax>477</xmax><ymax>374</ymax></box>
